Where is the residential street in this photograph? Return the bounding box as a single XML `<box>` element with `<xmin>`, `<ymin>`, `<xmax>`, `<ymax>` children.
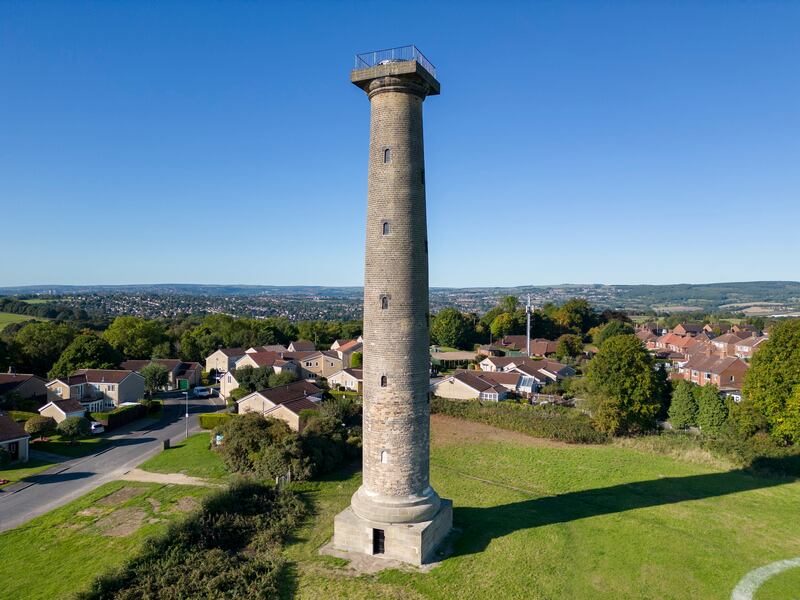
<box><xmin>0</xmin><ymin>393</ymin><xmax>225</xmax><ymax>533</ymax></box>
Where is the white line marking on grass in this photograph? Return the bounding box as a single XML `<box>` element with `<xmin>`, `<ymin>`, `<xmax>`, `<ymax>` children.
<box><xmin>731</xmin><ymin>557</ymin><xmax>800</xmax><ymax>600</ymax></box>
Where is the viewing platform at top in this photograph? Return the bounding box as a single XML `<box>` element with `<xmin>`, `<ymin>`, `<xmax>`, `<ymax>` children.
<box><xmin>351</xmin><ymin>45</ymin><xmax>440</xmax><ymax>96</ymax></box>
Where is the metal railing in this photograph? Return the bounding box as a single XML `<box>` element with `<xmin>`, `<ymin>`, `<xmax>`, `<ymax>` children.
<box><xmin>354</xmin><ymin>45</ymin><xmax>436</xmax><ymax>78</ymax></box>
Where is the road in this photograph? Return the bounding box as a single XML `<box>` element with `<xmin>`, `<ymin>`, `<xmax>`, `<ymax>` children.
<box><xmin>0</xmin><ymin>392</ymin><xmax>225</xmax><ymax>533</ymax></box>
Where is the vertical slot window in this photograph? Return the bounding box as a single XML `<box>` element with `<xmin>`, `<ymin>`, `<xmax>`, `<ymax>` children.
<box><xmin>383</xmin><ymin>148</ymin><xmax>391</xmax><ymax>163</ymax></box>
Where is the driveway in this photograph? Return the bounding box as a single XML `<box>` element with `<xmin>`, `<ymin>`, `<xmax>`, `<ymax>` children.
<box><xmin>0</xmin><ymin>393</ymin><xmax>225</xmax><ymax>533</ymax></box>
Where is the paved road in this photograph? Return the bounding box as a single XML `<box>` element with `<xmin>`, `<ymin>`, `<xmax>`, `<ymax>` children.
<box><xmin>0</xmin><ymin>393</ymin><xmax>225</xmax><ymax>533</ymax></box>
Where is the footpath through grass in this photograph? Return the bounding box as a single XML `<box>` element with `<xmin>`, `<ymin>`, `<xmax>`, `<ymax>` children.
<box><xmin>287</xmin><ymin>414</ymin><xmax>800</xmax><ymax>600</ymax></box>
<box><xmin>0</xmin><ymin>481</ymin><xmax>212</xmax><ymax>600</ymax></box>
<box><xmin>139</xmin><ymin>432</ymin><xmax>228</xmax><ymax>480</ymax></box>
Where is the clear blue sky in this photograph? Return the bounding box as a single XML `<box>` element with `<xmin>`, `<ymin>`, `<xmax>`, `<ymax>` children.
<box><xmin>2</xmin><ymin>1</ymin><xmax>798</xmax><ymax>287</ymax></box>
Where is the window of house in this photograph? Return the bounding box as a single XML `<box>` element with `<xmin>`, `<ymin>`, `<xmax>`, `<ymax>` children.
<box><xmin>381</xmin><ymin>296</ymin><xmax>389</xmax><ymax>310</ymax></box>
<box><xmin>227</xmin><ymin>374</ymin><xmax>232</xmax><ymax>383</ymax></box>
<box><xmin>380</xmin><ymin>375</ymin><xmax>387</xmax><ymax>387</ymax></box>
<box><xmin>383</xmin><ymin>148</ymin><xmax>391</xmax><ymax>163</ymax></box>
<box><xmin>382</xmin><ymin>221</ymin><xmax>390</xmax><ymax>235</ymax></box>
<box><xmin>55</xmin><ymin>387</ymin><xmax>62</xmax><ymax>396</ymax></box>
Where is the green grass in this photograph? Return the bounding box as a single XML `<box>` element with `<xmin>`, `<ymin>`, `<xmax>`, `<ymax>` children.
<box><xmin>139</xmin><ymin>432</ymin><xmax>229</xmax><ymax>480</ymax></box>
<box><xmin>0</xmin><ymin>458</ymin><xmax>54</xmax><ymax>487</ymax></box>
<box><xmin>0</xmin><ymin>481</ymin><xmax>212</xmax><ymax>600</ymax></box>
<box><xmin>286</xmin><ymin>419</ymin><xmax>800</xmax><ymax>600</ymax></box>
<box><xmin>31</xmin><ymin>434</ymin><xmax>109</xmax><ymax>458</ymax></box>
<box><xmin>0</xmin><ymin>311</ymin><xmax>44</xmax><ymax>327</ymax></box>
<box><xmin>22</xmin><ymin>299</ymin><xmax>49</xmax><ymax>304</ymax></box>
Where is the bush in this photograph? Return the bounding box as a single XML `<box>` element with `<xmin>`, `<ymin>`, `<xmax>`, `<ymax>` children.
<box><xmin>199</xmin><ymin>412</ymin><xmax>234</xmax><ymax>430</ymax></box>
<box><xmin>57</xmin><ymin>416</ymin><xmax>90</xmax><ymax>443</ymax></box>
<box><xmin>24</xmin><ymin>415</ymin><xmax>57</xmax><ymax>438</ymax></box>
<box><xmin>431</xmin><ymin>397</ymin><xmax>608</xmax><ymax>444</ymax></box>
<box><xmin>8</xmin><ymin>410</ymin><xmax>38</xmax><ymax>423</ymax></box>
<box><xmin>76</xmin><ymin>481</ymin><xmax>306</xmax><ymax>600</ymax></box>
<box><xmin>106</xmin><ymin>403</ymin><xmax>147</xmax><ymax>429</ymax></box>
<box><xmin>139</xmin><ymin>398</ymin><xmax>163</xmax><ymax>415</ymax></box>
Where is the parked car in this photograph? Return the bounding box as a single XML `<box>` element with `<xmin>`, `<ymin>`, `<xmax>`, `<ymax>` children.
<box><xmin>193</xmin><ymin>386</ymin><xmax>212</xmax><ymax>398</ymax></box>
<box><xmin>90</xmin><ymin>422</ymin><xmax>105</xmax><ymax>435</ymax></box>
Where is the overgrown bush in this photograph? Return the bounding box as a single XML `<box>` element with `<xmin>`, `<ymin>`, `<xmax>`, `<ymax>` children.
<box><xmin>57</xmin><ymin>415</ymin><xmax>90</xmax><ymax>443</ymax></box>
<box><xmin>139</xmin><ymin>398</ymin><xmax>162</xmax><ymax>415</ymax></box>
<box><xmin>431</xmin><ymin>397</ymin><xmax>608</xmax><ymax>444</ymax></box>
<box><xmin>76</xmin><ymin>481</ymin><xmax>306</xmax><ymax>600</ymax></box>
<box><xmin>200</xmin><ymin>412</ymin><xmax>234</xmax><ymax>430</ymax></box>
<box><xmin>24</xmin><ymin>415</ymin><xmax>56</xmax><ymax>438</ymax></box>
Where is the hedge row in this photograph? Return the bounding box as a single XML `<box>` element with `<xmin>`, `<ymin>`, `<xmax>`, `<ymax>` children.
<box><xmin>431</xmin><ymin>397</ymin><xmax>608</xmax><ymax>444</ymax></box>
<box><xmin>8</xmin><ymin>410</ymin><xmax>39</xmax><ymax>423</ymax></box>
<box><xmin>77</xmin><ymin>481</ymin><xmax>306</xmax><ymax>600</ymax></box>
<box><xmin>199</xmin><ymin>412</ymin><xmax>234</xmax><ymax>430</ymax></box>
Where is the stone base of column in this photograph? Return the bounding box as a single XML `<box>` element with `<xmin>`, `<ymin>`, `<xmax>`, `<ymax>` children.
<box><xmin>333</xmin><ymin>498</ymin><xmax>452</xmax><ymax>566</ymax></box>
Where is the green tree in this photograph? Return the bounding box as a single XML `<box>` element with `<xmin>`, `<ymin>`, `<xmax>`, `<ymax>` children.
<box><xmin>102</xmin><ymin>316</ymin><xmax>168</xmax><ymax>359</ymax></box>
<box><xmin>556</xmin><ymin>298</ymin><xmax>600</xmax><ymax>334</ymax></box>
<box><xmin>12</xmin><ymin>321</ymin><xmax>76</xmax><ymax>376</ymax></box>
<box><xmin>57</xmin><ymin>415</ymin><xmax>91</xmax><ymax>444</ymax></box>
<box><xmin>350</xmin><ymin>351</ymin><xmax>363</xmax><ymax>368</ymax></box>
<box><xmin>235</xmin><ymin>366</ymin><xmax>274</xmax><ymax>393</ymax></box>
<box><xmin>742</xmin><ymin>318</ymin><xmax>800</xmax><ymax>443</ymax></box>
<box><xmin>668</xmin><ymin>380</ymin><xmax>698</xmax><ymax>429</ymax></box>
<box><xmin>585</xmin><ymin>334</ymin><xmax>661</xmax><ymax>435</ymax></box>
<box><xmin>593</xmin><ymin>320</ymin><xmax>635</xmax><ymax>346</ymax></box>
<box><xmin>555</xmin><ymin>334</ymin><xmax>584</xmax><ymax>360</ymax></box>
<box><xmin>696</xmin><ymin>384</ymin><xmax>728</xmax><ymax>436</ymax></box>
<box><xmin>430</xmin><ymin>308</ymin><xmax>470</xmax><ymax>349</ymax></box>
<box><xmin>140</xmin><ymin>363</ymin><xmax>170</xmax><ymax>397</ymax></box>
<box><xmin>500</xmin><ymin>296</ymin><xmax>519</xmax><ymax>313</ymax></box>
<box><xmin>490</xmin><ymin>313</ymin><xmax>515</xmax><ymax>339</ymax></box>
<box><xmin>24</xmin><ymin>415</ymin><xmax>57</xmax><ymax>439</ymax></box>
<box><xmin>49</xmin><ymin>334</ymin><xmax>122</xmax><ymax>380</ymax></box>
<box><xmin>268</xmin><ymin>370</ymin><xmax>298</xmax><ymax>388</ymax></box>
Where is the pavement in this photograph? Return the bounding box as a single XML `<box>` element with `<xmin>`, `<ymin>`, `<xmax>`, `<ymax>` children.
<box><xmin>0</xmin><ymin>392</ymin><xmax>226</xmax><ymax>533</ymax></box>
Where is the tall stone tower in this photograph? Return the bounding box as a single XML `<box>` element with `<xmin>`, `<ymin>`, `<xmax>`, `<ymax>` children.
<box><xmin>333</xmin><ymin>46</ymin><xmax>452</xmax><ymax>565</ymax></box>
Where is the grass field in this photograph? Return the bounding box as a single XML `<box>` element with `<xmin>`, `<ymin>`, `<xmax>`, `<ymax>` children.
<box><xmin>139</xmin><ymin>432</ymin><xmax>228</xmax><ymax>480</ymax></box>
<box><xmin>0</xmin><ymin>481</ymin><xmax>213</xmax><ymax>600</ymax></box>
<box><xmin>0</xmin><ymin>311</ymin><xmax>43</xmax><ymax>328</ymax></box>
<box><xmin>0</xmin><ymin>458</ymin><xmax>53</xmax><ymax>488</ymax></box>
<box><xmin>287</xmin><ymin>415</ymin><xmax>800</xmax><ymax>600</ymax></box>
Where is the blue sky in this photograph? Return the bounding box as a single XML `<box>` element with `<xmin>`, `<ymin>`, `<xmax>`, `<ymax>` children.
<box><xmin>2</xmin><ymin>1</ymin><xmax>798</xmax><ymax>287</ymax></box>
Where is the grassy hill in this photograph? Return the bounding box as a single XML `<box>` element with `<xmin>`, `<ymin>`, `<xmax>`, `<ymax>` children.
<box><xmin>0</xmin><ymin>311</ymin><xmax>43</xmax><ymax>328</ymax></box>
<box><xmin>287</xmin><ymin>415</ymin><xmax>800</xmax><ymax>599</ymax></box>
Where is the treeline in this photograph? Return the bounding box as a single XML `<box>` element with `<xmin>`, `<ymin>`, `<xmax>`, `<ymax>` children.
<box><xmin>0</xmin><ymin>297</ymin><xmax>92</xmax><ymax>323</ymax></box>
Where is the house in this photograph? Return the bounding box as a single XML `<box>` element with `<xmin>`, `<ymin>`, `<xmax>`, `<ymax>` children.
<box><xmin>332</xmin><ymin>338</ymin><xmax>363</xmax><ymax>367</ymax></box>
<box><xmin>511</xmin><ymin>360</ymin><xmax>576</xmax><ymax>386</ymax></box>
<box><xmin>245</xmin><ymin>344</ymin><xmax>288</xmax><ymax>354</ymax></box>
<box><xmin>710</xmin><ymin>332</ymin><xmax>750</xmax><ymax>357</ymax></box>
<box><xmin>430</xmin><ymin>351</ymin><xmax>478</xmax><ymax>370</ymax></box>
<box><xmin>733</xmin><ymin>335</ymin><xmax>768</xmax><ymax>360</ymax></box>
<box><xmin>430</xmin><ymin>371</ymin><xmax>509</xmax><ymax>401</ymax></box>
<box><xmin>288</xmin><ymin>340</ymin><xmax>316</xmax><ymax>352</ymax></box>
<box><xmin>673</xmin><ymin>323</ymin><xmax>704</xmax><ymax>337</ymax></box>
<box><xmin>290</xmin><ymin>350</ymin><xmax>343</xmax><ymax>379</ymax></box>
<box><xmin>236</xmin><ymin>380</ymin><xmax>323</xmax><ymax>431</ymax></box>
<box><xmin>234</xmin><ymin>351</ymin><xmax>298</xmax><ymax>375</ymax></box>
<box><xmin>327</xmin><ymin>368</ymin><xmax>363</xmax><ymax>393</ymax></box>
<box><xmin>0</xmin><ymin>413</ymin><xmax>29</xmax><ymax>462</ymax></box>
<box><xmin>677</xmin><ymin>355</ymin><xmax>749</xmax><ymax>390</ymax></box>
<box><xmin>0</xmin><ymin>372</ymin><xmax>49</xmax><ymax>405</ymax></box>
<box><xmin>120</xmin><ymin>359</ymin><xmax>203</xmax><ymax>390</ymax></box>
<box><xmin>45</xmin><ymin>369</ymin><xmax>145</xmax><ymax>411</ymax></box>
<box><xmin>204</xmin><ymin>348</ymin><xmax>247</xmax><ymax>374</ymax></box>
<box><xmin>495</xmin><ymin>336</ymin><xmax>558</xmax><ymax>357</ymax></box>
<box><xmin>38</xmin><ymin>398</ymin><xmax>86</xmax><ymax>423</ymax></box>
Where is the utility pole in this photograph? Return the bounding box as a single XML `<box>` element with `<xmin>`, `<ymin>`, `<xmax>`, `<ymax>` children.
<box><xmin>526</xmin><ymin>294</ymin><xmax>532</xmax><ymax>357</ymax></box>
<box><xmin>184</xmin><ymin>391</ymin><xmax>189</xmax><ymax>440</ymax></box>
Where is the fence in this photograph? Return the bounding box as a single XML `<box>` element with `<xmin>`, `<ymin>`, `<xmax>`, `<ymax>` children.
<box><xmin>354</xmin><ymin>45</ymin><xmax>436</xmax><ymax>78</ymax></box>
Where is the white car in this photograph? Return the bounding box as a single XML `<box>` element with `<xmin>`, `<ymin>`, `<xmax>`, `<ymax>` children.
<box><xmin>90</xmin><ymin>422</ymin><xmax>105</xmax><ymax>435</ymax></box>
<box><xmin>193</xmin><ymin>387</ymin><xmax>212</xmax><ymax>398</ymax></box>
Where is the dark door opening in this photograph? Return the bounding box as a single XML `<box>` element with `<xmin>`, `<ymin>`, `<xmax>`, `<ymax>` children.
<box><xmin>372</xmin><ymin>528</ymin><xmax>385</xmax><ymax>555</ymax></box>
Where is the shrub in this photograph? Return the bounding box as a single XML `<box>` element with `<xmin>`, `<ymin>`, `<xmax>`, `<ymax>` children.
<box><xmin>8</xmin><ymin>410</ymin><xmax>38</xmax><ymax>423</ymax></box>
<box><xmin>139</xmin><ymin>398</ymin><xmax>162</xmax><ymax>415</ymax></box>
<box><xmin>106</xmin><ymin>403</ymin><xmax>147</xmax><ymax>429</ymax></box>
<box><xmin>668</xmin><ymin>380</ymin><xmax>698</xmax><ymax>429</ymax></box>
<box><xmin>57</xmin><ymin>416</ymin><xmax>90</xmax><ymax>443</ymax></box>
<box><xmin>199</xmin><ymin>412</ymin><xmax>233</xmax><ymax>430</ymax></box>
<box><xmin>24</xmin><ymin>415</ymin><xmax>57</xmax><ymax>438</ymax></box>
<box><xmin>431</xmin><ymin>397</ymin><xmax>608</xmax><ymax>444</ymax></box>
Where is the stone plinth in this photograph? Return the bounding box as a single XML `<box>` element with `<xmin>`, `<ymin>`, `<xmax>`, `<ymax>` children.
<box><xmin>333</xmin><ymin>499</ymin><xmax>452</xmax><ymax>566</ymax></box>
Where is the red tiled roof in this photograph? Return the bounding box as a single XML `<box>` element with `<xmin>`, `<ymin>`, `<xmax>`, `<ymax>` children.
<box><xmin>72</xmin><ymin>369</ymin><xmax>138</xmax><ymax>384</ymax></box>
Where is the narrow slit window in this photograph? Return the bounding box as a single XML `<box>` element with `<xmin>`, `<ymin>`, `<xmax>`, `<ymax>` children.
<box><xmin>380</xmin><ymin>375</ymin><xmax>388</xmax><ymax>387</ymax></box>
<box><xmin>380</xmin><ymin>296</ymin><xmax>389</xmax><ymax>310</ymax></box>
<box><xmin>383</xmin><ymin>148</ymin><xmax>391</xmax><ymax>163</ymax></box>
<box><xmin>382</xmin><ymin>221</ymin><xmax>390</xmax><ymax>235</ymax></box>
<box><xmin>380</xmin><ymin>450</ymin><xmax>389</xmax><ymax>464</ymax></box>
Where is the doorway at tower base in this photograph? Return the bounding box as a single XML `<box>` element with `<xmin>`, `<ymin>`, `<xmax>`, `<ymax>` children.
<box><xmin>333</xmin><ymin>498</ymin><xmax>452</xmax><ymax>566</ymax></box>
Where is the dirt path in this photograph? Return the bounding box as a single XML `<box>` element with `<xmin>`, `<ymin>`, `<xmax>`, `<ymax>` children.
<box><xmin>119</xmin><ymin>468</ymin><xmax>222</xmax><ymax>487</ymax></box>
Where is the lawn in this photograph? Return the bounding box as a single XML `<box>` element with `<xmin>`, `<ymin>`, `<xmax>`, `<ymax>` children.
<box><xmin>139</xmin><ymin>432</ymin><xmax>228</xmax><ymax>480</ymax></box>
<box><xmin>0</xmin><ymin>311</ymin><xmax>44</xmax><ymax>328</ymax></box>
<box><xmin>31</xmin><ymin>434</ymin><xmax>109</xmax><ymax>458</ymax></box>
<box><xmin>0</xmin><ymin>481</ymin><xmax>213</xmax><ymax>600</ymax></box>
<box><xmin>286</xmin><ymin>414</ymin><xmax>800</xmax><ymax>600</ymax></box>
<box><xmin>0</xmin><ymin>458</ymin><xmax>54</xmax><ymax>488</ymax></box>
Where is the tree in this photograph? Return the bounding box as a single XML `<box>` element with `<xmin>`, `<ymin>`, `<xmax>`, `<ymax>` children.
<box><xmin>593</xmin><ymin>320</ymin><xmax>635</xmax><ymax>346</ymax></box>
<box><xmin>102</xmin><ymin>316</ymin><xmax>168</xmax><ymax>359</ymax></box>
<box><xmin>696</xmin><ymin>384</ymin><xmax>728</xmax><ymax>436</ymax></box>
<box><xmin>742</xmin><ymin>318</ymin><xmax>800</xmax><ymax>443</ymax></box>
<box><xmin>57</xmin><ymin>416</ymin><xmax>90</xmax><ymax>444</ymax></box>
<box><xmin>556</xmin><ymin>298</ymin><xmax>600</xmax><ymax>334</ymax></box>
<box><xmin>12</xmin><ymin>321</ymin><xmax>76</xmax><ymax>376</ymax></box>
<box><xmin>140</xmin><ymin>363</ymin><xmax>170</xmax><ymax>397</ymax></box>
<box><xmin>430</xmin><ymin>308</ymin><xmax>470</xmax><ymax>349</ymax></box>
<box><xmin>350</xmin><ymin>351</ymin><xmax>363</xmax><ymax>368</ymax></box>
<box><xmin>668</xmin><ymin>380</ymin><xmax>698</xmax><ymax>429</ymax></box>
<box><xmin>268</xmin><ymin>370</ymin><xmax>297</xmax><ymax>388</ymax></box>
<box><xmin>555</xmin><ymin>334</ymin><xmax>584</xmax><ymax>360</ymax></box>
<box><xmin>235</xmin><ymin>366</ymin><xmax>273</xmax><ymax>394</ymax></box>
<box><xmin>490</xmin><ymin>313</ymin><xmax>515</xmax><ymax>339</ymax></box>
<box><xmin>500</xmin><ymin>296</ymin><xmax>519</xmax><ymax>314</ymax></box>
<box><xmin>24</xmin><ymin>415</ymin><xmax>57</xmax><ymax>439</ymax></box>
<box><xmin>49</xmin><ymin>334</ymin><xmax>122</xmax><ymax>380</ymax></box>
<box><xmin>585</xmin><ymin>334</ymin><xmax>661</xmax><ymax>435</ymax></box>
